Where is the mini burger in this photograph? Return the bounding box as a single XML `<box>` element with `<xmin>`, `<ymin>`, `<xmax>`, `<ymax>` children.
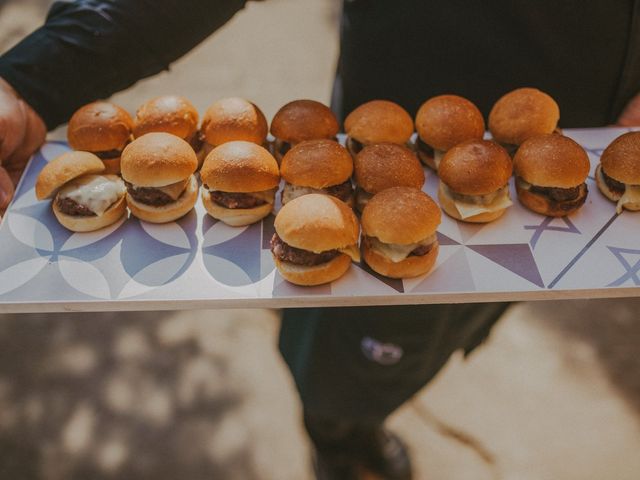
<box><xmin>414</xmin><ymin>95</ymin><xmax>485</xmax><ymax>171</ymax></box>
<box><xmin>270</xmin><ymin>99</ymin><xmax>339</xmax><ymax>161</ymax></box>
<box><xmin>514</xmin><ymin>134</ymin><xmax>589</xmax><ymax>216</ymax></box>
<box><xmin>344</xmin><ymin>100</ymin><xmax>414</xmax><ymax>156</ymax></box>
<box><xmin>280</xmin><ymin>139</ymin><xmax>354</xmax><ymax>206</ymax></box>
<box><xmin>438</xmin><ymin>140</ymin><xmax>513</xmax><ymax>223</ymax></box>
<box><xmin>67</xmin><ymin>101</ymin><xmax>133</xmax><ymax>174</ymax></box>
<box><xmin>596</xmin><ymin>131</ymin><xmax>640</xmax><ymax>213</ymax></box>
<box><xmin>133</xmin><ymin>95</ymin><xmax>204</xmax><ymax>166</ymax></box>
<box><xmin>361</xmin><ymin>187</ymin><xmax>441</xmax><ymax>279</ymax></box>
<box><xmin>488</xmin><ymin>87</ymin><xmax>560</xmax><ymax>155</ymax></box>
<box><xmin>35</xmin><ymin>151</ymin><xmax>126</xmax><ymax>232</ymax></box>
<box><xmin>120</xmin><ymin>132</ymin><xmax>198</xmax><ymax>223</ymax></box>
<box><xmin>270</xmin><ymin>193</ymin><xmax>360</xmax><ymax>286</ymax></box>
<box><xmin>200</xmin><ymin>141</ymin><xmax>279</xmax><ymax>226</ymax></box>
<box><xmin>353</xmin><ymin>143</ymin><xmax>425</xmax><ymax>213</ymax></box>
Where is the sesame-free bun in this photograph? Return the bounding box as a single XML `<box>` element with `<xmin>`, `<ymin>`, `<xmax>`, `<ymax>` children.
<box><xmin>354</xmin><ymin>143</ymin><xmax>425</xmax><ymax>194</ymax></box>
<box><xmin>273</xmin><ymin>253</ymin><xmax>352</xmax><ymax>286</ymax></box>
<box><xmin>363</xmin><ymin>240</ymin><xmax>439</xmax><ymax>279</ymax></box>
<box><xmin>201</xmin><ymin>190</ymin><xmax>273</xmax><ymax>226</ymax></box>
<box><xmin>437</xmin><ymin>183</ymin><xmax>507</xmax><ymax>223</ymax></box>
<box><xmin>133</xmin><ymin>95</ymin><xmax>199</xmax><ymax>140</ymax></box>
<box><xmin>200</xmin><ymin>141</ymin><xmax>279</xmax><ymax>192</ymax></box>
<box><xmin>270</xmin><ymin>100</ymin><xmax>339</xmax><ymax>143</ymax></box>
<box><xmin>281</xmin><ymin>139</ymin><xmax>353</xmax><ymax>188</ymax></box>
<box><xmin>126</xmin><ymin>174</ymin><xmax>198</xmax><ymax>223</ymax></box>
<box><xmin>36</xmin><ymin>151</ymin><xmax>106</xmax><ymax>200</ymax></box>
<box><xmin>52</xmin><ymin>194</ymin><xmax>126</xmax><ymax>232</ymax></box>
<box><xmin>600</xmin><ymin>131</ymin><xmax>640</xmax><ymax>184</ymax></box>
<box><xmin>439</xmin><ymin>140</ymin><xmax>513</xmax><ymax>195</ymax></box>
<box><xmin>514</xmin><ymin>134</ymin><xmax>589</xmax><ymax>188</ymax></box>
<box><xmin>67</xmin><ymin>101</ymin><xmax>133</xmax><ymax>152</ymax></box>
<box><xmin>201</xmin><ymin>97</ymin><xmax>268</xmax><ymax>146</ymax></box>
<box><xmin>488</xmin><ymin>88</ymin><xmax>560</xmax><ymax>146</ymax></box>
<box><xmin>415</xmin><ymin>95</ymin><xmax>485</xmax><ymax>151</ymax></box>
<box><xmin>121</xmin><ymin>132</ymin><xmax>197</xmax><ymax>187</ymax></box>
<box><xmin>345</xmin><ymin>100</ymin><xmax>414</xmax><ymax>145</ymax></box>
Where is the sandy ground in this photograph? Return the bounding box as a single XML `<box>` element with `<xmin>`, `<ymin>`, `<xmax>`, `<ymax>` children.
<box><xmin>1</xmin><ymin>1</ymin><xmax>640</xmax><ymax>479</ymax></box>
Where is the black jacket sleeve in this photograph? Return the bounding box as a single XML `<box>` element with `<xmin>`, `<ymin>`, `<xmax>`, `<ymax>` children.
<box><xmin>0</xmin><ymin>0</ymin><xmax>249</xmax><ymax>130</ymax></box>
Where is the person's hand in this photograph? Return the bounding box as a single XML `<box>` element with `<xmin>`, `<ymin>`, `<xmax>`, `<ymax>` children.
<box><xmin>616</xmin><ymin>91</ymin><xmax>640</xmax><ymax>126</ymax></box>
<box><xmin>0</xmin><ymin>77</ymin><xmax>47</xmax><ymax>214</ymax></box>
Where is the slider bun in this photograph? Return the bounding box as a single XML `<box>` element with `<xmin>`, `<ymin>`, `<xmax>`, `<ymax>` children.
<box><xmin>121</xmin><ymin>132</ymin><xmax>197</xmax><ymax>187</ymax></box>
<box><xmin>438</xmin><ymin>182</ymin><xmax>507</xmax><ymax>223</ymax></box>
<box><xmin>101</xmin><ymin>157</ymin><xmax>122</xmax><ymax>175</ymax></box>
<box><xmin>361</xmin><ymin>187</ymin><xmax>440</xmax><ymax>244</ymax></box>
<box><xmin>439</xmin><ymin>140</ymin><xmax>512</xmax><ymax>195</ymax></box>
<box><xmin>36</xmin><ymin>151</ymin><xmax>105</xmax><ymax>200</ymax></box>
<box><xmin>354</xmin><ymin>143</ymin><xmax>424</xmax><ymax>194</ymax></box>
<box><xmin>274</xmin><ymin>193</ymin><xmax>359</xmax><ymax>252</ymax></box>
<box><xmin>126</xmin><ymin>174</ymin><xmax>198</xmax><ymax>223</ymax></box>
<box><xmin>415</xmin><ymin>95</ymin><xmax>485</xmax><ymax>151</ymax></box>
<box><xmin>68</xmin><ymin>101</ymin><xmax>133</xmax><ymax>151</ymax></box>
<box><xmin>488</xmin><ymin>87</ymin><xmax>560</xmax><ymax>146</ymax></box>
<box><xmin>201</xmin><ymin>97</ymin><xmax>268</xmax><ymax>146</ymax></box>
<box><xmin>200</xmin><ymin>141</ymin><xmax>279</xmax><ymax>192</ymax></box>
<box><xmin>133</xmin><ymin>95</ymin><xmax>199</xmax><ymax>140</ymax></box>
<box><xmin>600</xmin><ymin>131</ymin><xmax>640</xmax><ymax>184</ymax></box>
<box><xmin>201</xmin><ymin>190</ymin><xmax>273</xmax><ymax>226</ymax></box>
<box><xmin>273</xmin><ymin>253</ymin><xmax>352</xmax><ymax>286</ymax></box>
<box><xmin>514</xmin><ymin>134</ymin><xmax>589</xmax><ymax>187</ymax></box>
<box><xmin>270</xmin><ymin>99</ymin><xmax>339</xmax><ymax>143</ymax></box>
<box><xmin>595</xmin><ymin>165</ymin><xmax>622</xmax><ymax>203</ymax></box>
<box><xmin>345</xmin><ymin>100</ymin><xmax>413</xmax><ymax>145</ymax></box>
<box><xmin>281</xmin><ymin>139</ymin><xmax>353</xmax><ymax>188</ymax></box>
<box><xmin>52</xmin><ymin>194</ymin><xmax>126</xmax><ymax>232</ymax></box>
<box><xmin>516</xmin><ymin>181</ymin><xmax>587</xmax><ymax>217</ymax></box>
<box><xmin>363</xmin><ymin>241</ymin><xmax>439</xmax><ymax>279</ymax></box>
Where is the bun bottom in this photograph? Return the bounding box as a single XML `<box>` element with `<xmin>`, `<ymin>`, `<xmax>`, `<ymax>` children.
<box><xmin>127</xmin><ymin>175</ymin><xmax>197</xmax><ymax>223</ymax></box>
<box><xmin>438</xmin><ymin>183</ymin><xmax>506</xmax><ymax>223</ymax></box>
<box><xmin>363</xmin><ymin>242</ymin><xmax>439</xmax><ymax>279</ymax></box>
<box><xmin>417</xmin><ymin>149</ymin><xmax>437</xmax><ymax>171</ymax></box>
<box><xmin>101</xmin><ymin>157</ymin><xmax>121</xmax><ymax>175</ymax></box>
<box><xmin>516</xmin><ymin>183</ymin><xmax>587</xmax><ymax>217</ymax></box>
<box><xmin>201</xmin><ymin>191</ymin><xmax>273</xmax><ymax>226</ymax></box>
<box><xmin>53</xmin><ymin>194</ymin><xmax>126</xmax><ymax>232</ymax></box>
<box><xmin>595</xmin><ymin>164</ymin><xmax>640</xmax><ymax>211</ymax></box>
<box><xmin>273</xmin><ymin>253</ymin><xmax>351</xmax><ymax>286</ymax></box>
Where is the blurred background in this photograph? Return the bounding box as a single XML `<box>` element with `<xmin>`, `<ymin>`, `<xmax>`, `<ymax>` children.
<box><xmin>1</xmin><ymin>1</ymin><xmax>640</xmax><ymax>479</ymax></box>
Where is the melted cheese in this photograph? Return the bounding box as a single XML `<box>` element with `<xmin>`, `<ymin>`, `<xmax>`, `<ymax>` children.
<box><xmin>58</xmin><ymin>174</ymin><xmax>125</xmax><ymax>215</ymax></box>
<box><xmin>618</xmin><ymin>185</ymin><xmax>640</xmax><ymax>214</ymax></box>
<box><xmin>368</xmin><ymin>235</ymin><xmax>437</xmax><ymax>263</ymax></box>
<box><xmin>338</xmin><ymin>244</ymin><xmax>361</xmax><ymax>262</ymax></box>
<box><xmin>434</xmin><ymin>149</ymin><xmax>445</xmax><ymax>170</ymax></box>
<box><xmin>356</xmin><ymin>189</ymin><xmax>373</xmax><ymax>212</ymax></box>
<box><xmin>281</xmin><ymin>184</ymin><xmax>320</xmax><ymax>204</ymax></box>
<box><xmin>453</xmin><ymin>187</ymin><xmax>513</xmax><ymax>219</ymax></box>
<box><xmin>157</xmin><ymin>178</ymin><xmax>190</xmax><ymax>200</ymax></box>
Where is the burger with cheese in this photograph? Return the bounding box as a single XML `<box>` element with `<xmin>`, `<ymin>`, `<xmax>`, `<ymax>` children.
<box><xmin>596</xmin><ymin>131</ymin><xmax>640</xmax><ymax>213</ymax></box>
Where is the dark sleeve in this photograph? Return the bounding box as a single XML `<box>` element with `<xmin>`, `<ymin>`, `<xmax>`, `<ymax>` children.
<box><xmin>0</xmin><ymin>0</ymin><xmax>249</xmax><ymax>130</ymax></box>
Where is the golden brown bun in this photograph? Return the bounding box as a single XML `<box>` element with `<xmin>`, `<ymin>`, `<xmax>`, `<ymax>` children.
<box><xmin>439</xmin><ymin>140</ymin><xmax>512</xmax><ymax>195</ymax></box>
<box><xmin>201</xmin><ymin>97</ymin><xmax>268</xmax><ymax>146</ymax></box>
<box><xmin>354</xmin><ymin>143</ymin><xmax>425</xmax><ymax>194</ymax></box>
<box><xmin>344</xmin><ymin>100</ymin><xmax>414</xmax><ymax>145</ymax></box>
<box><xmin>36</xmin><ymin>151</ymin><xmax>105</xmax><ymax>200</ymax></box>
<box><xmin>201</xmin><ymin>190</ymin><xmax>273</xmax><ymax>226</ymax></box>
<box><xmin>415</xmin><ymin>95</ymin><xmax>485</xmax><ymax>151</ymax></box>
<box><xmin>52</xmin><ymin>194</ymin><xmax>126</xmax><ymax>232</ymax></box>
<box><xmin>595</xmin><ymin>164</ymin><xmax>622</xmax><ymax>203</ymax></box>
<box><xmin>67</xmin><ymin>101</ymin><xmax>133</xmax><ymax>151</ymax></box>
<box><xmin>121</xmin><ymin>132</ymin><xmax>197</xmax><ymax>187</ymax></box>
<box><xmin>274</xmin><ymin>194</ymin><xmax>359</xmax><ymax>252</ymax></box>
<box><xmin>200</xmin><ymin>141</ymin><xmax>279</xmax><ymax>192</ymax></box>
<box><xmin>438</xmin><ymin>182</ymin><xmax>507</xmax><ymax>223</ymax></box>
<box><xmin>101</xmin><ymin>157</ymin><xmax>122</xmax><ymax>175</ymax></box>
<box><xmin>273</xmin><ymin>253</ymin><xmax>352</xmax><ymax>286</ymax></box>
<box><xmin>361</xmin><ymin>187</ymin><xmax>440</xmax><ymax>244</ymax></box>
<box><xmin>363</xmin><ymin>241</ymin><xmax>438</xmax><ymax>279</ymax></box>
<box><xmin>600</xmin><ymin>131</ymin><xmax>640</xmax><ymax>184</ymax></box>
<box><xmin>270</xmin><ymin>100</ymin><xmax>339</xmax><ymax>143</ymax></box>
<box><xmin>514</xmin><ymin>134</ymin><xmax>589</xmax><ymax>187</ymax></box>
<box><xmin>133</xmin><ymin>95</ymin><xmax>199</xmax><ymax>140</ymax></box>
<box><xmin>488</xmin><ymin>88</ymin><xmax>560</xmax><ymax>146</ymax></box>
<box><xmin>516</xmin><ymin>181</ymin><xmax>587</xmax><ymax>217</ymax></box>
<box><xmin>281</xmin><ymin>139</ymin><xmax>353</xmax><ymax>188</ymax></box>
<box><xmin>126</xmin><ymin>175</ymin><xmax>197</xmax><ymax>223</ymax></box>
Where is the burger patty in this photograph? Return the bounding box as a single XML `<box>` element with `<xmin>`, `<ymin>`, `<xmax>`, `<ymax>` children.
<box><xmin>56</xmin><ymin>197</ymin><xmax>96</xmax><ymax>216</ymax></box>
<box><xmin>94</xmin><ymin>149</ymin><xmax>122</xmax><ymax>160</ymax></box>
<box><xmin>325</xmin><ymin>180</ymin><xmax>354</xmax><ymax>202</ymax></box>
<box><xmin>416</xmin><ymin>137</ymin><xmax>435</xmax><ymax>157</ymax></box>
<box><xmin>601</xmin><ymin>168</ymin><xmax>626</xmax><ymax>195</ymax></box>
<box><xmin>270</xmin><ymin>233</ymin><xmax>340</xmax><ymax>266</ymax></box>
<box><xmin>209</xmin><ymin>191</ymin><xmax>268</xmax><ymax>209</ymax></box>
<box><xmin>347</xmin><ymin>137</ymin><xmax>364</xmax><ymax>155</ymax></box>
<box><xmin>278</xmin><ymin>140</ymin><xmax>292</xmax><ymax>157</ymax></box>
<box><xmin>188</xmin><ymin>132</ymin><xmax>204</xmax><ymax>152</ymax></box>
<box><xmin>529</xmin><ymin>183</ymin><xmax>585</xmax><ymax>202</ymax></box>
<box><xmin>125</xmin><ymin>182</ymin><xmax>175</xmax><ymax>206</ymax></box>
<box><xmin>410</xmin><ymin>242</ymin><xmax>435</xmax><ymax>257</ymax></box>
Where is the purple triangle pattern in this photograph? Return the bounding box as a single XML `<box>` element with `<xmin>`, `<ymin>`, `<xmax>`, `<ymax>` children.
<box><xmin>356</xmin><ymin>262</ymin><xmax>404</xmax><ymax>293</ymax></box>
<box><xmin>437</xmin><ymin>232</ymin><xmax>460</xmax><ymax>246</ymax></box>
<box><xmin>467</xmin><ymin>244</ymin><xmax>544</xmax><ymax>288</ymax></box>
<box><xmin>457</xmin><ymin>222</ymin><xmax>487</xmax><ymax>243</ymax></box>
<box><xmin>411</xmin><ymin>248</ymin><xmax>475</xmax><ymax>293</ymax></box>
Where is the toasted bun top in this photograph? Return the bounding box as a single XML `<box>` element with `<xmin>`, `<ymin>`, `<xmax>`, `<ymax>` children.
<box><xmin>344</xmin><ymin>100</ymin><xmax>413</xmax><ymax>145</ymax></box>
<box><xmin>133</xmin><ymin>95</ymin><xmax>199</xmax><ymax>140</ymax></box>
<box><xmin>514</xmin><ymin>134</ymin><xmax>589</xmax><ymax>187</ymax></box>
<box><xmin>201</xmin><ymin>97</ymin><xmax>268</xmax><ymax>146</ymax></box>
<box><xmin>362</xmin><ymin>187</ymin><xmax>441</xmax><ymax>244</ymax></box>
<box><xmin>275</xmin><ymin>193</ymin><xmax>359</xmax><ymax>252</ymax></box>
<box><xmin>439</xmin><ymin>140</ymin><xmax>513</xmax><ymax>194</ymax></box>
<box><xmin>270</xmin><ymin>100</ymin><xmax>339</xmax><ymax>143</ymax></box>
<box><xmin>200</xmin><ymin>140</ymin><xmax>279</xmax><ymax>192</ymax></box>
<box><xmin>488</xmin><ymin>88</ymin><xmax>560</xmax><ymax>145</ymax></box>
<box><xmin>600</xmin><ymin>131</ymin><xmax>640</xmax><ymax>184</ymax></box>
<box><xmin>281</xmin><ymin>139</ymin><xmax>353</xmax><ymax>188</ymax></box>
<box><xmin>67</xmin><ymin>101</ymin><xmax>133</xmax><ymax>151</ymax></box>
<box><xmin>354</xmin><ymin>143</ymin><xmax>425</xmax><ymax>193</ymax></box>
<box><xmin>415</xmin><ymin>95</ymin><xmax>485</xmax><ymax>151</ymax></box>
<box><xmin>36</xmin><ymin>151</ymin><xmax>105</xmax><ymax>200</ymax></box>
<box><xmin>120</xmin><ymin>132</ymin><xmax>197</xmax><ymax>186</ymax></box>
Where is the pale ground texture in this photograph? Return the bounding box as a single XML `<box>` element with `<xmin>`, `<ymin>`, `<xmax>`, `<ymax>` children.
<box><xmin>1</xmin><ymin>1</ymin><xmax>640</xmax><ymax>479</ymax></box>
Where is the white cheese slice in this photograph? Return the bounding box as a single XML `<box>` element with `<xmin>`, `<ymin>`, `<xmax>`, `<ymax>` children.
<box><xmin>516</xmin><ymin>177</ymin><xmax>532</xmax><ymax>190</ymax></box>
<box><xmin>281</xmin><ymin>184</ymin><xmax>320</xmax><ymax>204</ymax></box>
<box><xmin>58</xmin><ymin>174</ymin><xmax>125</xmax><ymax>215</ymax></box>
<box><xmin>617</xmin><ymin>184</ymin><xmax>640</xmax><ymax>214</ymax></box>
<box><xmin>434</xmin><ymin>149</ymin><xmax>445</xmax><ymax>170</ymax></box>
<box><xmin>155</xmin><ymin>178</ymin><xmax>190</xmax><ymax>200</ymax></box>
<box><xmin>368</xmin><ymin>235</ymin><xmax>437</xmax><ymax>263</ymax></box>
<box><xmin>453</xmin><ymin>188</ymin><xmax>513</xmax><ymax>219</ymax></box>
<box><xmin>338</xmin><ymin>244</ymin><xmax>361</xmax><ymax>262</ymax></box>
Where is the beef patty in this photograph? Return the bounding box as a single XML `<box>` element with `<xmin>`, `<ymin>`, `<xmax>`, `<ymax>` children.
<box><xmin>270</xmin><ymin>233</ymin><xmax>340</xmax><ymax>266</ymax></box>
